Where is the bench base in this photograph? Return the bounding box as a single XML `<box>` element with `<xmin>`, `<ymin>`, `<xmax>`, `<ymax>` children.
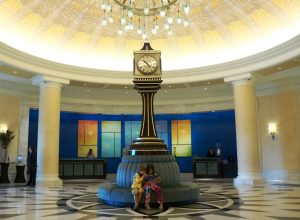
<box><xmin>98</xmin><ymin>182</ymin><xmax>200</xmax><ymax>207</ymax></box>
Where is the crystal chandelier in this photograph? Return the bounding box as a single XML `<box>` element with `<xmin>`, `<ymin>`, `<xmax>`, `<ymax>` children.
<box><xmin>99</xmin><ymin>0</ymin><xmax>191</xmax><ymax>39</ymax></box>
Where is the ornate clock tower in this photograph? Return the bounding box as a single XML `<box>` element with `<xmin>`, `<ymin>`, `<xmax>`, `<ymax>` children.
<box><xmin>98</xmin><ymin>42</ymin><xmax>200</xmax><ymax>207</ymax></box>
<box><xmin>129</xmin><ymin>42</ymin><xmax>168</xmax><ymax>155</ymax></box>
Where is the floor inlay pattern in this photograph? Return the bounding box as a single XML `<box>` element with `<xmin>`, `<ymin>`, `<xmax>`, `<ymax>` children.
<box><xmin>0</xmin><ymin>180</ymin><xmax>300</xmax><ymax>219</ymax></box>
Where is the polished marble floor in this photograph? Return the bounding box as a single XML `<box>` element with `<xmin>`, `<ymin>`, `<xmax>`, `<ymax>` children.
<box><xmin>0</xmin><ymin>178</ymin><xmax>300</xmax><ymax>219</ymax></box>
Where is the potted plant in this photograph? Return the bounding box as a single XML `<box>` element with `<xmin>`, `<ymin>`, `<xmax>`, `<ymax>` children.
<box><xmin>0</xmin><ymin>129</ymin><xmax>15</xmax><ymax>163</ymax></box>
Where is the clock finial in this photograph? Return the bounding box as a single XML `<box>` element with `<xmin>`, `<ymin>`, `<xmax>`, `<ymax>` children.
<box><xmin>141</xmin><ymin>41</ymin><xmax>154</xmax><ymax>50</ymax></box>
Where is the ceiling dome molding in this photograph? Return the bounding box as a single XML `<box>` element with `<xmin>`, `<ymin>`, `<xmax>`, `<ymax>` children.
<box><xmin>0</xmin><ymin>35</ymin><xmax>300</xmax><ymax>84</ymax></box>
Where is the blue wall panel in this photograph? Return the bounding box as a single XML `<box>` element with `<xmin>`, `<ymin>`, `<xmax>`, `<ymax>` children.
<box><xmin>28</xmin><ymin>109</ymin><xmax>237</xmax><ymax>174</ymax></box>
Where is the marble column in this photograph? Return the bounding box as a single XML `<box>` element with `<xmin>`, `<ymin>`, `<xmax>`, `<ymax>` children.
<box><xmin>225</xmin><ymin>73</ymin><xmax>263</xmax><ymax>185</ymax></box>
<box><xmin>32</xmin><ymin>76</ymin><xmax>69</xmax><ymax>186</ymax></box>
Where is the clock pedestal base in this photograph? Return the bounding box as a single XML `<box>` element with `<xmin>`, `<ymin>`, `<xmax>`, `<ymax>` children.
<box><xmin>129</xmin><ymin>137</ymin><xmax>168</xmax><ymax>155</ymax></box>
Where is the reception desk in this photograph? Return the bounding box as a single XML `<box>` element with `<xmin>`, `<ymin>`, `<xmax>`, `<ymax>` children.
<box><xmin>59</xmin><ymin>159</ymin><xmax>106</xmax><ymax>179</ymax></box>
<box><xmin>192</xmin><ymin>157</ymin><xmax>237</xmax><ymax>178</ymax></box>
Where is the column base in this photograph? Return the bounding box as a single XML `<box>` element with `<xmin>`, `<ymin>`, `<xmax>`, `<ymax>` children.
<box><xmin>234</xmin><ymin>173</ymin><xmax>264</xmax><ymax>186</ymax></box>
<box><xmin>262</xmin><ymin>169</ymin><xmax>300</xmax><ymax>181</ymax></box>
<box><xmin>36</xmin><ymin>174</ymin><xmax>62</xmax><ymax>186</ymax></box>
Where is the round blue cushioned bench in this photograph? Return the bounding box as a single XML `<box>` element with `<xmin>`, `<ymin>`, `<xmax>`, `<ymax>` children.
<box><xmin>98</xmin><ymin>182</ymin><xmax>200</xmax><ymax>206</ymax></box>
<box><xmin>98</xmin><ymin>155</ymin><xmax>200</xmax><ymax>206</ymax></box>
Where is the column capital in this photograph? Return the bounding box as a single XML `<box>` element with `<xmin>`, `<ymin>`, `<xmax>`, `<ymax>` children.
<box><xmin>32</xmin><ymin>75</ymin><xmax>70</xmax><ymax>88</ymax></box>
<box><xmin>224</xmin><ymin>73</ymin><xmax>257</xmax><ymax>86</ymax></box>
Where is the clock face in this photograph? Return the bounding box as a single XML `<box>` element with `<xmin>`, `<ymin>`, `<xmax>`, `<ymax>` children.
<box><xmin>137</xmin><ymin>55</ymin><xmax>158</xmax><ymax>74</ymax></box>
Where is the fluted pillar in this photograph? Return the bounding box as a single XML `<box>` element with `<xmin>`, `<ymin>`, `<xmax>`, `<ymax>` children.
<box><xmin>32</xmin><ymin>76</ymin><xmax>69</xmax><ymax>186</ymax></box>
<box><xmin>225</xmin><ymin>73</ymin><xmax>263</xmax><ymax>185</ymax></box>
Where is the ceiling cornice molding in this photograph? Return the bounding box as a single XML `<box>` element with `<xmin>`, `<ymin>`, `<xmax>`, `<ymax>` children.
<box><xmin>0</xmin><ymin>73</ymin><xmax>31</xmax><ymax>85</ymax></box>
<box><xmin>21</xmin><ymin>96</ymin><xmax>234</xmax><ymax>115</ymax></box>
<box><xmin>256</xmin><ymin>76</ymin><xmax>300</xmax><ymax>97</ymax></box>
<box><xmin>0</xmin><ymin>35</ymin><xmax>300</xmax><ymax>84</ymax></box>
<box><xmin>166</xmin><ymin>35</ymin><xmax>300</xmax><ymax>83</ymax></box>
<box><xmin>258</xmin><ymin>66</ymin><xmax>300</xmax><ymax>82</ymax></box>
<box><xmin>0</xmin><ymin>71</ymin><xmax>299</xmax><ymax>113</ymax></box>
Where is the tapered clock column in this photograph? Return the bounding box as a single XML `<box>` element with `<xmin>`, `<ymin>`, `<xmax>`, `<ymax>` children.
<box><xmin>32</xmin><ymin>75</ymin><xmax>69</xmax><ymax>186</ymax></box>
<box><xmin>129</xmin><ymin>79</ymin><xmax>168</xmax><ymax>154</ymax></box>
<box><xmin>225</xmin><ymin>73</ymin><xmax>263</xmax><ymax>185</ymax></box>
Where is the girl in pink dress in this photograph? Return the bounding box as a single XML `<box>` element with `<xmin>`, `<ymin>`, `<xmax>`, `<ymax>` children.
<box><xmin>143</xmin><ymin>164</ymin><xmax>164</xmax><ymax>210</ymax></box>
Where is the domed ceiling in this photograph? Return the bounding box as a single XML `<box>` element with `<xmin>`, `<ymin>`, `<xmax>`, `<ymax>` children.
<box><xmin>0</xmin><ymin>0</ymin><xmax>300</xmax><ymax>71</ymax></box>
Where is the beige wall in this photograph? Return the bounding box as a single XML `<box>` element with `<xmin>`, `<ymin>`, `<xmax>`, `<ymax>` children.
<box><xmin>0</xmin><ymin>94</ymin><xmax>21</xmax><ymax>161</ymax></box>
<box><xmin>258</xmin><ymin>92</ymin><xmax>300</xmax><ymax>180</ymax></box>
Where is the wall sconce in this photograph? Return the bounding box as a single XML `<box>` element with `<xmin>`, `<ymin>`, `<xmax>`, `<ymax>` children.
<box><xmin>0</xmin><ymin>124</ymin><xmax>8</xmax><ymax>133</ymax></box>
<box><xmin>268</xmin><ymin>123</ymin><xmax>277</xmax><ymax>140</ymax></box>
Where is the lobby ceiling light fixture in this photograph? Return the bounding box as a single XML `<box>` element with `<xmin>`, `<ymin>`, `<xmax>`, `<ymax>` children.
<box><xmin>99</xmin><ymin>0</ymin><xmax>191</xmax><ymax>39</ymax></box>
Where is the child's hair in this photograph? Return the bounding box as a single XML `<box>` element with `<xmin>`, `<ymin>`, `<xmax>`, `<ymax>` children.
<box><xmin>137</xmin><ymin>164</ymin><xmax>145</xmax><ymax>172</ymax></box>
<box><xmin>146</xmin><ymin>164</ymin><xmax>155</xmax><ymax>174</ymax></box>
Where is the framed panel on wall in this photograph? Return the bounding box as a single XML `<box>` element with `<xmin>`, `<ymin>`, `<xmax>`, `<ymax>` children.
<box><xmin>171</xmin><ymin>120</ymin><xmax>192</xmax><ymax>157</ymax></box>
<box><xmin>125</xmin><ymin>121</ymin><xmax>141</xmax><ymax>150</ymax></box>
<box><xmin>78</xmin><ymin>120</ymin><xmax>98</xmax><ymax>158</ymax></box>
<box><xmin>156</xmin><ymin>120</ymin><xmax>168</xmax><ymax>146</ymax></box>
<box><xmin>125</xmin><ymin>120</ymin><xmax>169</xmax><ymax>150</ymax></box>
<box><xmin>101</xmin><ymin>121</ymin><xmax>121</xmax><ymax>157</ymax></box>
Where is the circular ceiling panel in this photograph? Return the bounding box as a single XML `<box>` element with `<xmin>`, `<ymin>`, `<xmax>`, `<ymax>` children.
<box><xmin>0</xmin><ymin>0</ymin><xmax>299</xmax><ymax>71</ymax></box>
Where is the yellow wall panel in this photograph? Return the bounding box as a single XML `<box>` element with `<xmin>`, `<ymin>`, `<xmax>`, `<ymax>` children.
<box><xmin>171</xmin><ymin>121</ymin><xmax>178</xmax><ymax>145</ymax></box>
<box><xmin>78</xmin><ymin>120</ymin><xmax>85</xmax><ymax>146</ymax></box>
<box><xmin>78</xmin><ymin>120</ymin><xmax>98</xmax><ymax>157</ymax></box>
<box><xmin>177</xmin><ymin>120</ymin><xmax>191</xmax><ymax>145</ymax></box>
<box><xmin>171</xmin><ymin>120</ymin><xmax>192</xmax><ymax>157</ymax></box>
<box><xmin>84</xmin><ymin>121</ymin><xmax>98</xmax><ymax>145</ymax></box>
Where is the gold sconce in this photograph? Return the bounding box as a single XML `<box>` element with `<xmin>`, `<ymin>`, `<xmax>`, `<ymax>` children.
<box><xmin>268</xmin><ymin>123</ymin><xmax>277</xmax><ymax>140</ymax></box>
<box><xmin>0</xmin><ymin>124</ymin><xmax>8</xmax><ymax>133</ymax></box>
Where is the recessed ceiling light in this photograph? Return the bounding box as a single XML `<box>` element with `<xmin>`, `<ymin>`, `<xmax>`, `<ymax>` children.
<box><xmin>86</xmin><ymin>89</ymin><xmax>90</xmax><ymax>92</ymax></box>
<box><xmin>14</xmin><ymin>70</ymin><xmax>18</xmax><ymax>74</ymax></box>
<box><xmin>125</xmin><ymin>91</ymin><xmax>129</xmax><ymax>94</ymax></box>
<box><xmin>207</xmin><ymin>82</ymin><xmax>210</xmax><ymax>85</ymax></box>
<box><xmin>83</xmin><ymin>83</ymin><xmax>87</xmax><ymax>86</ymax></box>
<box><xmin>165</xmin><ymin>90</ymin><xmax>168</xmax><ymax>93</ymax></box>
<box><xmin>125</xmin><ymin>86</ymin><xmax>128</xmax><ymax>89</ymax></box>
<box><xmin>204</xmin><ymin>87</ymin><xmax>207</xmax><ymax>90</ymax></box>
<box><xmin>278</xmin><ymin>67</ymin><xmax>282</xmax><ymax>70</ymax></box>
<box><xmin>168</xmin><ymin>85</ymin><xmax>172</xmax><ymax>88</ymax></box>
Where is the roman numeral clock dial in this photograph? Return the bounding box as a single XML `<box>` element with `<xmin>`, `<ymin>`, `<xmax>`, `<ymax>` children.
<box><xmin>137</xmin><ymin>55</ymin><xmax>158</xmax><ymax>74</ymax></box>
